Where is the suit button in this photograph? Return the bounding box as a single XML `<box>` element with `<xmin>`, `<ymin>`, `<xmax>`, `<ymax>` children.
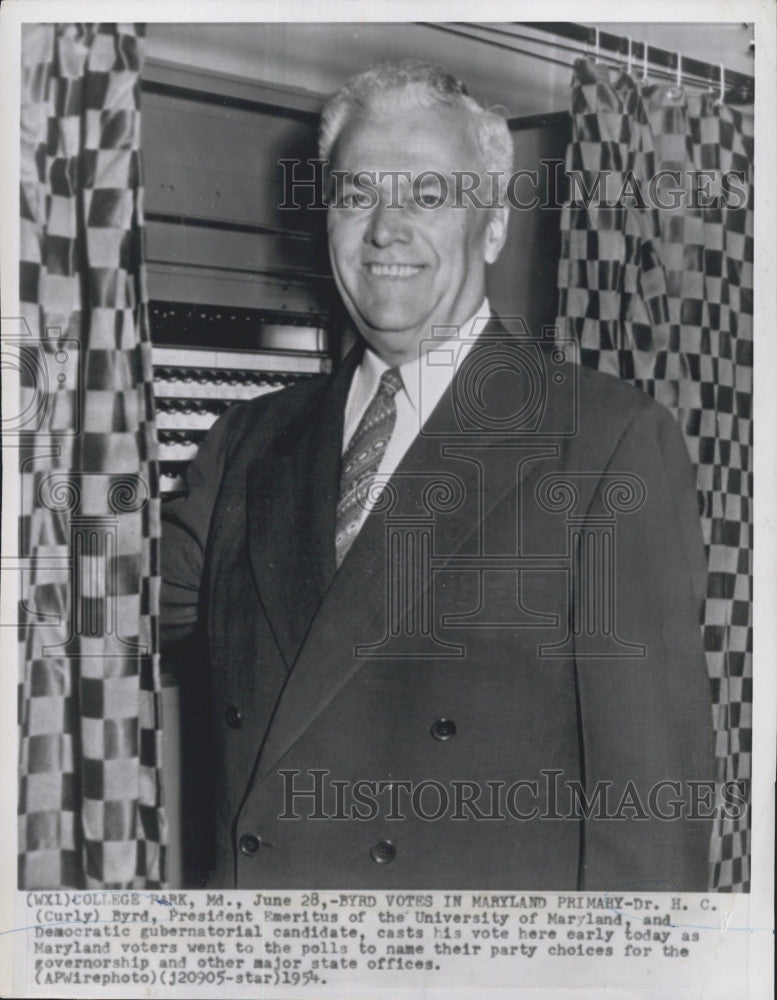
<box><xmin>225</xmin><ymin>705</ymin><xmax>242</xmax><ymax>729</ymax></box>
<box><xmin>239</xmin><ymin>833</ymin><xmax>261</xmax><ymax>856</ymax></box>
<box><xmin>370</xmin><ymin>840</ymin><xmax>396</xmax><ymax>864</ymax></box>
<box><xmin>431</xmin><ymin>718</ymin><xmax>456</xmax><ymax>741</ymax></box>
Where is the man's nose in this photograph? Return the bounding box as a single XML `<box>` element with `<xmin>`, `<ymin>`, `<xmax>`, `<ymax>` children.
<box><xmin>364</xmin><ymin>201</ymin><xmax>411</xmax><ymax>247</ymax></box>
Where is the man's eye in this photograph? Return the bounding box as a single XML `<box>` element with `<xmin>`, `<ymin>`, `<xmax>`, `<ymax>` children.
<box><xmin>340</xmin><ymin>191</ymin><xmax>369</xmax><ymax>209</ymax></box>
<box><xmin>417</xmin><ymin>188</ymin><xmax>445</xmax><ymax>208</ymax></box>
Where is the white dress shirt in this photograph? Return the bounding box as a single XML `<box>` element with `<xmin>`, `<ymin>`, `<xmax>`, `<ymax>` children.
<box><xmin>341</xmin><ymin>298</ymin><xmax>492</xmax><ymax>533</ymax></box>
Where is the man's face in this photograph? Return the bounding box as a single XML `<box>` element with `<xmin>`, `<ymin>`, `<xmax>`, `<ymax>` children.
<box><xmin>327</xmin><ymin>101</ymin><xmax>508</xmax><ymax>366</ymax></box>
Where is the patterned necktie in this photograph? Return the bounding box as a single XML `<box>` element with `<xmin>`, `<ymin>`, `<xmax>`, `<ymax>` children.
<box><xmin>335</xmin><ymin>367</ymin><xmax>404</xmax><ymax>568</ymax></box>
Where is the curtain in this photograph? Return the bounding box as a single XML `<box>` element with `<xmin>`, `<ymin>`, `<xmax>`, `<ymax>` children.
<box><xmin>556</xmin><ymin>57</ymin><xmax>753</xmax><ymax>892</ymax></box>
<box><xmin>18</xmin><ymin>23</ymin><xmax>164</xmax><ymax>888</ymax></box>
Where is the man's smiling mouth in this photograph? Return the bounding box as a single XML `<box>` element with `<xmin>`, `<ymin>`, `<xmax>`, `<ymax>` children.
<box><xmin>364</xmin><ymin>263</ymin><xmax>424</xmax><ymax>278</ymax></box>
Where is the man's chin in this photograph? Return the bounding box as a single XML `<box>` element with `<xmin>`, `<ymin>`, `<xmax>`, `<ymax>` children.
<box><xmin>357</xmin><ymin>309</ymin><xmax>427</xmax><ymax>334</ymax></box>
<box><xmin>357</xmin><ymin>323</ymin><xmax>428</xmax><ymax>365</ymax></box>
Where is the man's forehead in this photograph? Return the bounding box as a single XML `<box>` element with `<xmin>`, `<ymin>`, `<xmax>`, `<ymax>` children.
<box><xmin>330</xmin><ymin>102</ymin><xmax>483</xmax><ymax>173</ymax></box>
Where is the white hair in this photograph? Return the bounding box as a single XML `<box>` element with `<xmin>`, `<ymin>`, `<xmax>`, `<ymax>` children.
<box><xmin>319</xmin><ymin>60</ymin><xmax>514</xmax><ymax>198</ymax></box>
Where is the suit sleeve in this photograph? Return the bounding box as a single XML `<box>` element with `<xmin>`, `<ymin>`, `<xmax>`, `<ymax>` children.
<box><xmin>576</xmin><ymin>402</ymin><xmax>716</xmax><ymax>892</ymax></box>
<box><xmin>658</xmin><ymin>410</ymin><xmax>709</xmax><ymax>623</ymax></box>
<box><xmin>160</xmin><ymin>405</ymin><xmax>242</xmax><ymax>649</ymax></box>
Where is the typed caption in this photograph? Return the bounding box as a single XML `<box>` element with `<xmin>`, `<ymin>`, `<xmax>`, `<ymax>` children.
<box><xmin>15</xmin><ymin>888</ymin><xmax>746</xmax><ymax>997</ymax></box>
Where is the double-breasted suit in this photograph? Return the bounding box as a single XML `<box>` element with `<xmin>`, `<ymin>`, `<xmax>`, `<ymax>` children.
<box><xmin>161</xmin><ymin>322</ymin><xmax>715</xmax><ymax>890</ymax></box>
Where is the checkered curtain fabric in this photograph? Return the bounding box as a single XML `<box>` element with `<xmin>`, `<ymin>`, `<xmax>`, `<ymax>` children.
<box><xmin>18</xmin><ymin>23</ymin><xmax>165</xmax><ymax>888</ymax></box>
<box><xmin>556</xmin><ymin>57</ymin><xmax>753</xmax><ymax>891</ymax></box>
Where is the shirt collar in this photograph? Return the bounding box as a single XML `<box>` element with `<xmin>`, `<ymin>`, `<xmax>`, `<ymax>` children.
<box><xmin>357</xmin><ymin>297</ymin><xmax>492</xmax><ymax>415</ymax></box>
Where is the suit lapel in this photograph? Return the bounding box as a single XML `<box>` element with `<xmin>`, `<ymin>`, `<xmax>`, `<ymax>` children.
<box><xmin>245</xmin><ymin>347</ymin><xmax>361</xmax><ymax>668</ymax></box>
<box><xmin>252</xmin><ymin>324</ymin><xmax>567</xmax><ymax>783</ymax></box>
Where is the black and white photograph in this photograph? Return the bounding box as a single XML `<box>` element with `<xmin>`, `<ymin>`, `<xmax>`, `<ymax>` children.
<box><xmin>1</xmin><ymin>2</ymin><xmax>774</xmax><ymax>998</ymax></box>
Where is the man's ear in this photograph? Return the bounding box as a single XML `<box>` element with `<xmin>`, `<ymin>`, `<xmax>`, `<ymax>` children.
<box><xmin>484</xmin><ymin>204</ymin><xmax>510</xmax><ymax>264</ymax></box>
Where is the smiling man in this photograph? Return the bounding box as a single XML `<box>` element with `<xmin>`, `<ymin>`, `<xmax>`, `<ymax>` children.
<box><xmin>161</xmin><ymin>61</ymin><xmax>715</xmax><ymax>890</ymax></box>
<box><xmin>324</xmin><ymin>89</ymin><xmax>509</xmax><ymax>365</ymax></box>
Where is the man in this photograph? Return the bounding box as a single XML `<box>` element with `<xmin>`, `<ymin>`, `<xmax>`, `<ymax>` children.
<box><xmin>161</xmin><ymin>61</ymin><xmax>714</xmax><ymax>890</ymax></box>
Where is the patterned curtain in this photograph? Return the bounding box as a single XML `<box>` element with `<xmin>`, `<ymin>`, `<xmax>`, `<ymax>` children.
<box><xmin>556</xmin><ymin>57</ymin><xmax>753</xmax><ymax>892</ymax></box>
<box><xmin>18</xmin><ymin>23</ymin><xmax>165</xmax><ymax>888</ymax></box>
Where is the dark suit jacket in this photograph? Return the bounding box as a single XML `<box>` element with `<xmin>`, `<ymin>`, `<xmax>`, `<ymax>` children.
<box><xmin>161</xmin><ymin>323</ymin><xmax>715</xmax><ymax>890</ymax></box>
